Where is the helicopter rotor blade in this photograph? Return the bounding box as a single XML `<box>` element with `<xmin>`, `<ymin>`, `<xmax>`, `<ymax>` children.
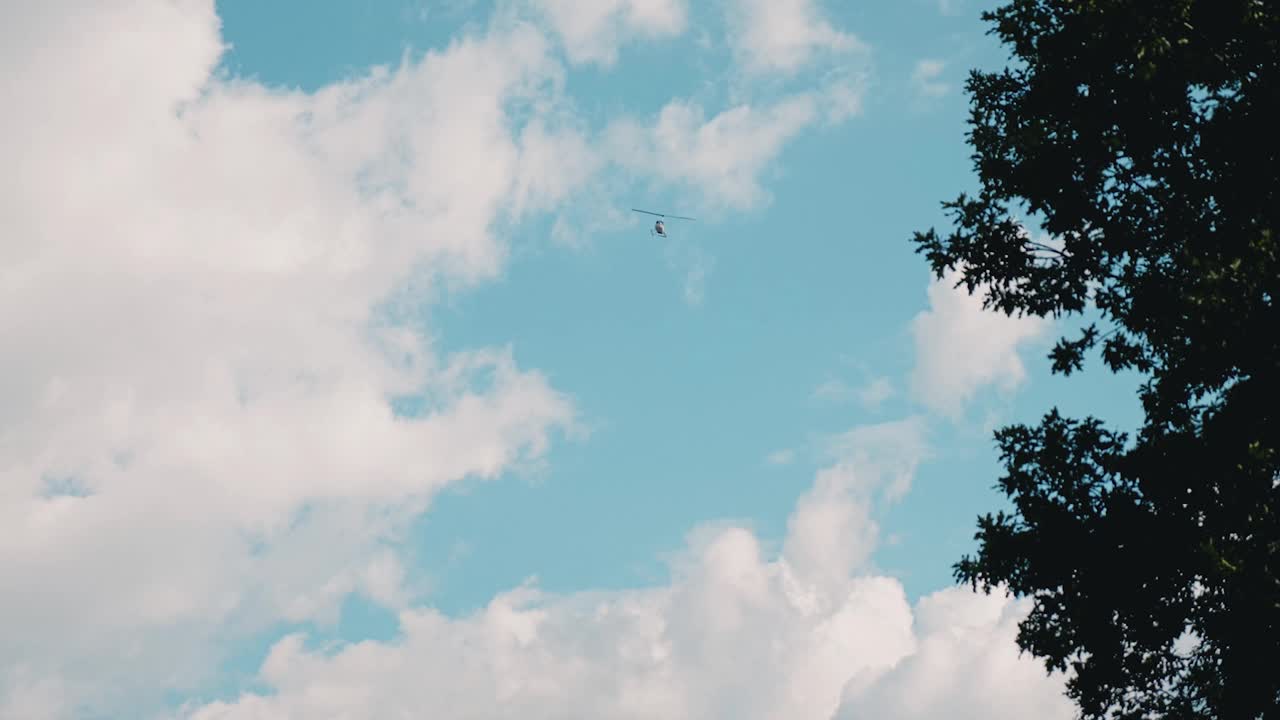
<box><xmin>631</xmin><ymin>208</ymin><xmax>696</xmax><ymax>221</ymax></box>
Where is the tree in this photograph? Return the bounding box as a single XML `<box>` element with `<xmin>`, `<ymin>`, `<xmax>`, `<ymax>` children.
<box><xmin>911</xmin><ymin>1</ymin><xmax>1279</xmax><ymax>718</ymax></box>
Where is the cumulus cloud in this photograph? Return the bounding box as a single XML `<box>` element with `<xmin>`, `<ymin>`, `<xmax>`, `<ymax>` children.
<box><xmin>528</xmin><ymin>0</ymin><xmax>870</xmax><ymax>228</ymax></box>
<box><xmin>822</xmin><ymin>417</ymin><xmax>929</xmax><ymax>502</ymax></box>
<box><xmin>606</xmin><ymin>88</ymin><xmax>863</xmax><ymax>211</ymax></box>
<box><xmin>725</xmin><ymin>0</ymin><xmax>865</xmax><ymax>77</ymax></box>
<box><xmin>0</xmin><ymin>2</ymin><xmax>1051</xmax><ymax>717</ymax></box>
<box><xmin>612</xmin><ymin>97</ymin><xmax>816</xmax><ymax>209</ymax></box>
<box><xmin>528</xmin><ymin>0</ymin><xmax>687</xmax><ymax>66</ymax></box>
<box><xmin>0</xmin><ymin>0</ymin><xmax>607</xmax><ymax>707</ymax></box>
<box><xmin>0</xmin><ymin>669</ymin><xmax>70</xmax><ymax>720</ymax></box>
<box><xmin>0</xmin><ymin>0</ymin><xmax>877</xmax><ymax>710</ymax></box>
<box><xmin>834</xmin><ymin>588</ymin><xmax>1076</xmax><ymax>719</ymax></box>
<box><xmin>546</xmin><ymin>78</ymin><xmax>869</xmax><ymax>243</ymax></box>
<box><xmin>909</xmin><ymin>269</ymin><xmax>1051</xmax><ymax>419</ymax></box>
<box><xmin>180</xmin><ymin>419</ymin><xmax>1070</xmax><ymax>720</ymax></box>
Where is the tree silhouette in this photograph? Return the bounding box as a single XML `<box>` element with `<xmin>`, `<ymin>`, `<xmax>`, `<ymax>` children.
<box><xmin>912</xmin><ymin>1</ymin><xmax>1279</xmax><ymax>717</ymax></box>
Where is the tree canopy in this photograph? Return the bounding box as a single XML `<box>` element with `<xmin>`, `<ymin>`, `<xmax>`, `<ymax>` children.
<box><xmin>912</xmin><ymin>1</ymin><xmax>1278</xmax><ymax>717</ymax></box>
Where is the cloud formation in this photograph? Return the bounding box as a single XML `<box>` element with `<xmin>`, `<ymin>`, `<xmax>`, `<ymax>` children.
<box><xmin>607</xmin><ymin>80</ymin><xmax>865</xmax><ymax>213</ymax></box>
<box><xmin>182</xmin><ymin>419</ymin><xmax>1071</xmax><ymax>720</ymax></box>
<box><xmin>909</xmin><ymin>270</ymin><xmax>1051</xmax><ymax>419</ymax></box>
<box><xmin>833</xmin><ymin>587</ymin><xmax>1077</xmax><ymax>719</ymax></box>
<box><xmin>726</xmin><ymin>0</ymin><xmax>865</xmax><ymax>77</ymax></box>
<box><xmin>2</xmin><ymin>2</ymin><xmax>593</xmax><ymax>709</ymax></box>
<box><xmin>0</xmin><ymin>2</ymin><xmax>1066</xmax><ymax>718</ymax></box>
<box><xmin>606</xmin><ymin>97</ymin><xmax>813</xmax><ymax>211</ymax></box>
<box><xmin>0</xmin><ymin>0</ymin><xmax>878</xmax><ymax>711</ymax></box>
<box><xmin>528</xmin><ymin>0</ymin><xmax>687</xmax><ymax>66</ymax></box>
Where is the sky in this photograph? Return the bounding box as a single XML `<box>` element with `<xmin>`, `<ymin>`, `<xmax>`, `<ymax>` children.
<box><xmin>1</xmin><ymin>1</ymin><xmax>1147</xmax><ymax>718</ymax></box>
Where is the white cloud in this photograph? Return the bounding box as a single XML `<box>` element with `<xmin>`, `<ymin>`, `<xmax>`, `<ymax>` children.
<box><xmin>912</xmin><ymin>58</ymin><xmax>949</xmax><ymax>99</ymax></box>
<box><xmin>0</xmin><ymin>2</ymin><xmax>1038</xmax><ymax>716</ymax></box>
<box><xmin>180</xmin><ymin>419</ymin><xmax>1070</xmax><ymax>720</ymax></box>
<box><xmin>0</xmin><ymin>668</ymin><xmax>70</xmax><ymax>720</ymax></box>
<box><xmin>0</xmin><ymin>0</ymin><xmax>870</xmax><ymax>710</ymax></box>
<box><xmin>525</xmin><ymin>1</ymin><xmax>870</xmax><ymax>226</ymax></box>
<box><xmin>607</xmin><ymin>93</ymin><xmax>839</xmax><ymax>211</ymax></box>
<box><xmin>528</xmin><ymin>0</ymin><xmax>687</xmax><ymax>66</ymax></box>
<box><xmin>726</xmin><ymin>0</ymin><xmax>865</xmax><ymax>77</ymax></box>
<box><xmin>1</xmin><ymin>1</ymin><xmax>592</xmax><ymax>711</ymax></box>
<box><xmin>511</xmin><ymin>117</ymin><xmax>605</xmax><ymax>218</ymax></box>
<box><xmin>822</xmin><ymin>417</ymin><xmax>930</xmax><ymax>503</ymax></box>
<box><xmin>909</xmin><ymin>269</ymin><xmax>1051</xmax><ymax>419</ymax></box>
<box><xmin>834</xmin><ymin>587</ymin><xmax>1076</xmax><ymax>719</ymax></box>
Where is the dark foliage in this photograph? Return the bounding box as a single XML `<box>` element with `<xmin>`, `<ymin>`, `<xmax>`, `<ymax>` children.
<box><xmin>912</xmin><ymin>1</ymin><xmax>1279</xmax><ymax>717</ymax></box>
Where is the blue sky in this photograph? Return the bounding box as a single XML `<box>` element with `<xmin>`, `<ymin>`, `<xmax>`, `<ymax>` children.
<box><xmin>3</xmin><ymin>1</ymin><xmax>1144</xmax><ymax>718</ymax></box>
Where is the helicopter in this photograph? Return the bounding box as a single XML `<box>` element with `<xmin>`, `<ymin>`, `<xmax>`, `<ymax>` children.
<box><xmin>632</xmin><ymin>208</ymin><xmax>696</xmax><ymax>238</ymax></box>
